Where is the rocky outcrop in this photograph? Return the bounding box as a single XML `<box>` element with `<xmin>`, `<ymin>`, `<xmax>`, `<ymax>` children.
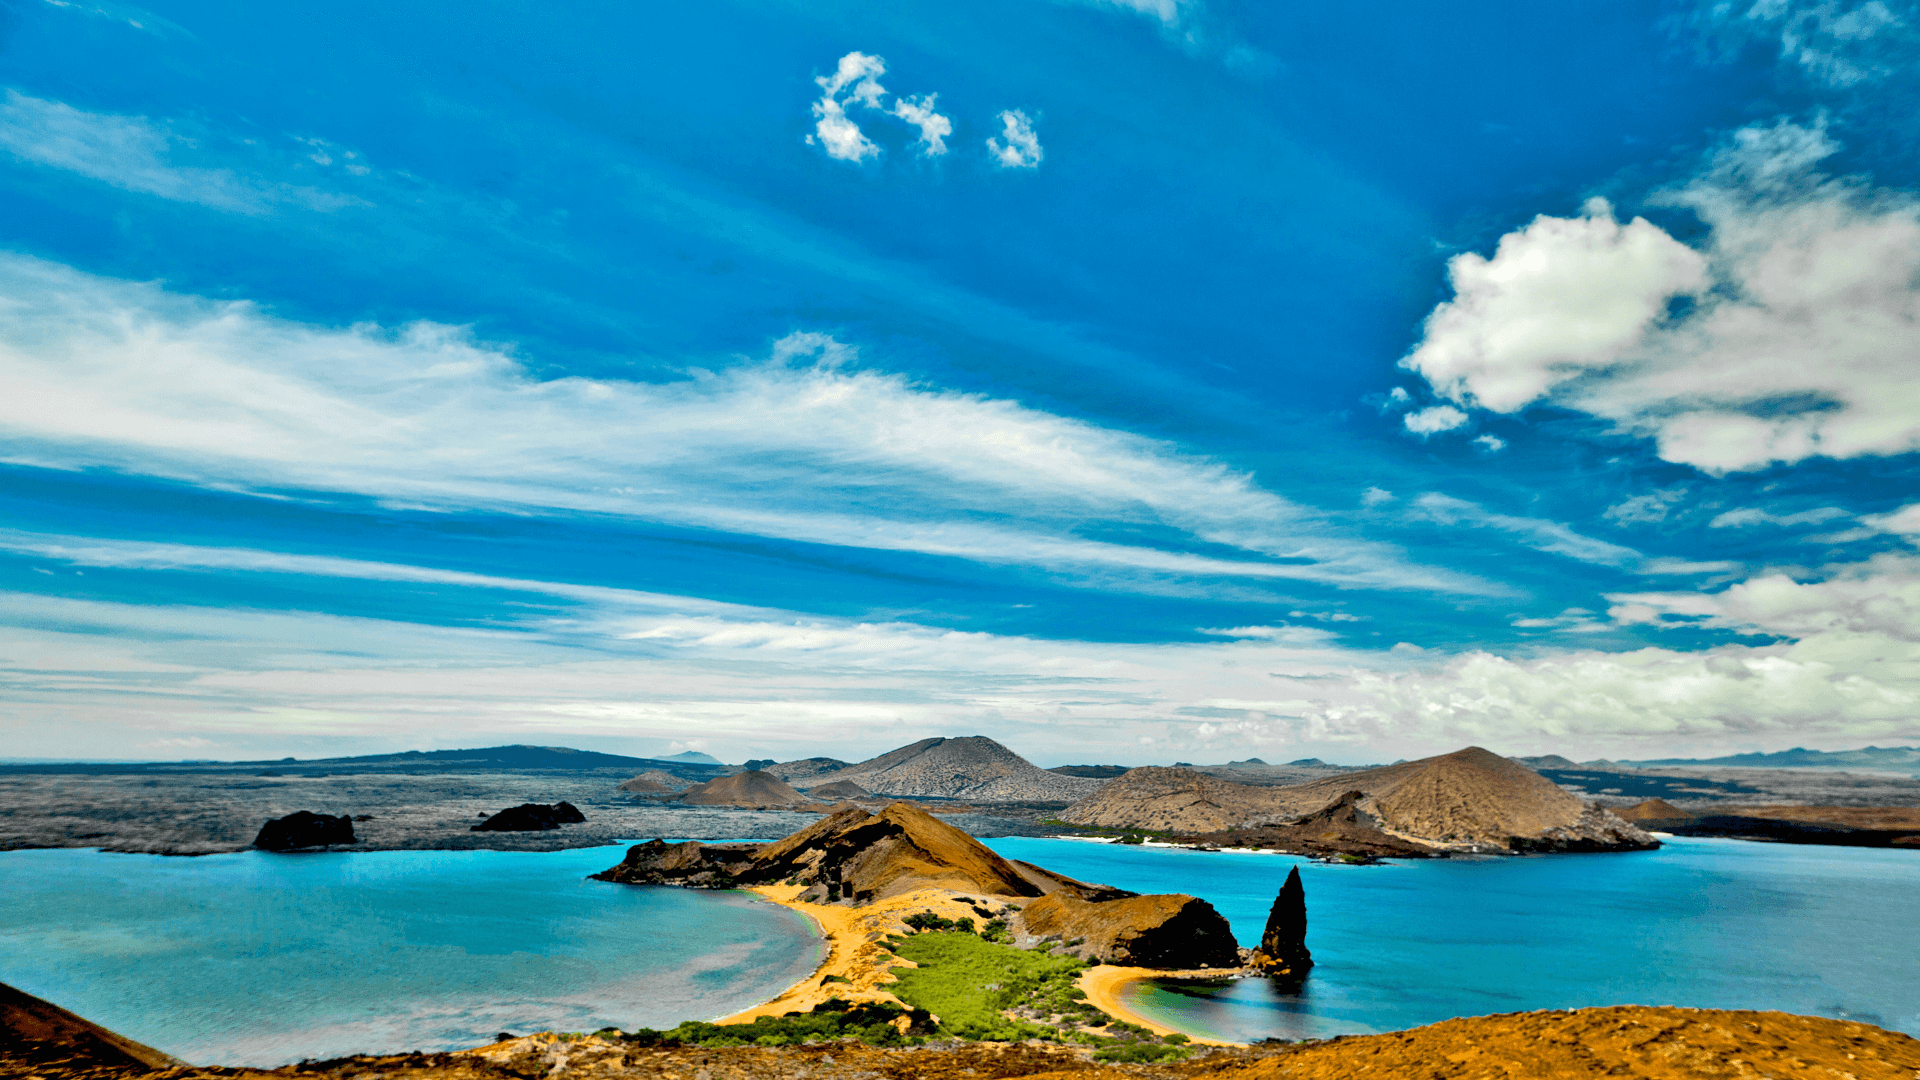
<box><xmin>766</xmin><ymin>757</ymin><xmax>853</xmax><ymax>784</ymax></box>
<box><xmin>804</xmin><ymin>779</ymin><xmax>872</xmax><ymax>800</ymax></box>
<box><xmin>805</xmin><ymin>737</ymin><xmax>1107</xmax><ymax>802</ymax></box>
<box><xmin>674</xmin><ymin>771</ymin><xmax>809</xmax><ymax>807</ymax></box>
<box><xmin>253</xmin><ymin>811</ymin><xmax>355</xmax><ymax>851</ymax></box>
<box><xmin>1249</xmin><ymin>866</ymin><xmax>1312</xmax><ymax>977</ymax></box>
<box><xmin>1062</xmin><ymin>747</ymin><xmax>1659</xmax><ymax>854</ymax></box>
<box><xmin>590</xmin><ymin>838</ymin><xmax>761</xmax><ymax>886</ymax></box>
<box><xmin>471</xmin><ymin>802</ymin><xmax>586</xmax><ymax>832</ymax></box>
<box><xmin>1017</xmin><ymin>892</ymin><xmax>1241</xmax><ymax>968</ymax></box>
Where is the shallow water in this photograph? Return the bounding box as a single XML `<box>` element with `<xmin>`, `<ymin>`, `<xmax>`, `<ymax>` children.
<box><xmin>0</xmin><ymin>845</ymin><xmax>821</xmax><ymax>1066</ymax></box>
<box><xmin>983</xmin><ymin>836</ymin><xmax>1920</xmax><ymax>1041</ymax></box>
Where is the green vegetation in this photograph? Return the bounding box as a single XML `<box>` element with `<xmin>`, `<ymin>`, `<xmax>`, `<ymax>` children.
<box><xmin>887</xmin><ymin>930</ymin><xmax>1190</xmax><ymax>1059</ymax></box>
<box><xmin>618</xmin><ymin>1000</ymin><xmax>928</xmax><ymax>1048</ymax></box>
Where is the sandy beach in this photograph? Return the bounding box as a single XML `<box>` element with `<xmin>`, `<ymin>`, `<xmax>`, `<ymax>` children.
<box><xmin>1076</xmin><ymin>966</ymin><xmax>1242</xmax><ymax>1046</ymax></box>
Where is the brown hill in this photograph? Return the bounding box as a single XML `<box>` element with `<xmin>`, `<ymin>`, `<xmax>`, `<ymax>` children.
<box><xmin>620</xmin><ymin>768</ymin><xmax>687</xmax><ymax>791</ymax></box>
<box><xmin>766</xmin><ymin>757</ymin><xmax>853</xmax><ymax>783</ymax></box>
<box><xmin>1062</xmin><ymin>747</ymin><xmax>1655</xmax><ymax>852</ymax></box>
<box><xmin>2</xmin><ymin>980</ymin><xmax>181</xmax><ymax>1075</ymax></box>
<box><xmin>810</xmin><ymin>736</ymin><xmax>1106</xmax><ymax>801</ymax></box>
<box><xmin>1620</xmin><ymin>797</ymin><xmax>1692</xmax><ymax>821</ymax></box>
<box><xmin>803</xmin><ymin>779</ymin><xmax>872</xmax><ymax>799</ymax></box>
<box><xmin>1054</xmin><ymin>766</ymin><xmax>1294</xmax><ymax>832</ymax></box>
<box><xmin>1184</xmin><ymin>790</ymin><xmax>1438</xmax><ymax>858</ymax></box>
<box><xmin>594</xmin><ymin>802</ymin><xmax>1229</xmax><ymax>967</ymax></box>
<box><xmin>675</xmin><ymin>771</ymin><xmax>808</xmax><ymax>807</ymax></box>
<box><xmin>616</xmin><ymin>774</ymin><xmax>674</xmax><ymax>794</ymax></box>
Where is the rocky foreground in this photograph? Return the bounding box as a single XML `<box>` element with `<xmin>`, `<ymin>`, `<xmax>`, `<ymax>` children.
<box><xmin>8</xmin><ymin>995</ymin><xmax>1918</xmax><ymax>1080</ymax></box>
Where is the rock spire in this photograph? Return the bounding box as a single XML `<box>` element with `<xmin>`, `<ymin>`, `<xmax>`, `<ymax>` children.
<box><xmin>1252</xmin><ymin>865</ymin><xmax>1313</xmax><ymax>978</ymax></box>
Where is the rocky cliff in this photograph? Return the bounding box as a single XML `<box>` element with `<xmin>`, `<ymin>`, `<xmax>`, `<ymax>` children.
<box><xmin>806</xmin><ymin>737</ymin><xmax>1107</xmax><ymax>802</ymax></box>
<box><xmin>1017</xmin><ymin>892</ymin><xmax>1240</xmax><ymax>968</ymax></box>
<box><xmin>1061</xmin><ymin>747</ymin><xmax>1656</xmax><ymax>853</ymax></box>
<box><xmin>2</xmin><ymin>980</ymin><xmax>182</xmax><ymax>1075</ymax></box>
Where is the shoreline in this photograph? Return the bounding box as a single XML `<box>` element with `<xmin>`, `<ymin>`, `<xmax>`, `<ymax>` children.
<box><xmin>1077</xmin><ymin>966</ymin><xmax>1243</xmax><ymax>1047</ymax></box>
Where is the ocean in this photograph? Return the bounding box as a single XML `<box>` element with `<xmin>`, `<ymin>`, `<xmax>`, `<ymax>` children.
<box><xmin>0</xmin><ymin>845</ymin><xmax>821</xmax><ymax>1066</ymax></box>
<box><xmin>3</xmin><ymin>835</ymin><xmax>1914</xmax><ymax>1064</ymax></box>
<box><xmin>981</xmin><ymin>835</ymin><xmax>1920</xmax><ymax>1041</ymax></box>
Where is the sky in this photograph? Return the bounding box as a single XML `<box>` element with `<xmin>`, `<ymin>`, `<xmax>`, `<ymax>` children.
<box><xmin>1</xmin><ymin>0</ymin><xmax>1917</xmax><ymax>766</ymax></box>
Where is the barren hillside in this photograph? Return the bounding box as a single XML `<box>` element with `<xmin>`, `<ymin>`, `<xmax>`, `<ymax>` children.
<box><xmin>811</xmin><ymin>737</ymin><xmax>1106</xmax><ymax>801</ymax></box>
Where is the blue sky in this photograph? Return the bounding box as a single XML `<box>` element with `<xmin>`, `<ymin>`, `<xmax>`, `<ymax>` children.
<box><xmin>2</xmin><ymin>0</ymin><xmax>1917</xmax><ymax>765</ymax></box>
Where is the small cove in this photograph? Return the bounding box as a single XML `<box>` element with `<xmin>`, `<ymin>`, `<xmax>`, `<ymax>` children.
<box><xmin>983</xmin><ymin>836</ymin><xmax>1920</xmax><ymax>1042</ymax></box>
<box><xmin>0</xmin><ymin>844</ymin><xmax>822</xmax><ymax>1066</ymax></box>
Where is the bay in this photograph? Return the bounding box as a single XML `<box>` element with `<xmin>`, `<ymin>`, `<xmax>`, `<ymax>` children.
<box><xmin>0</xmin><ymin>845</ymin><xmax>822</xmax><ymax>1067</ymax></box>
<box><xmin>983</xmin><ymin>835</ymin><xmax>1920</xmax><ymax>1042</ymax></box>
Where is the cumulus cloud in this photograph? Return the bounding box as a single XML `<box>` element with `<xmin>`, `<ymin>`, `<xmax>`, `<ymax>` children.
<box><xmin>0</xmin><ymin>90</ymin><xmax>355</xmax><ymax>213</ymax></box>
<box><xmin>1471</xmin><ymin>433</ymin><xmax>1506</xmax><ymax>452</ymax></box>
<box><xmin>890</xmin><ymin>94</ymin><xmax>952</xmax><ymax>156</ymax></box>
<box><xmin>808</xmin><ymin>52</ymin><xmax>887</xmax><ymax>161</ymax></box>
<box><xmin>1403</xmin><ymin>405</ymin><xmax>1467</xmax><ymax>435</ymax></box>
<box><xmin>1864</xmin><ymin>503</ymin><xmax>1920</xmax><ymax>537</ymax></box>
<box><xmin>0</xmin><ymin>253</ymin><xmax>1490</xmax><ymax>598</ymax></box>
<box><xmin>987</xmin><ymin>110</ymin><xmax>1043</xmax><ymax>169</ymax></box>
<box><xmin>1401</xmin><ymin>121</ymin><xmax>1920</xmax><ymax>473</ymax></box>
<box><xmin>1360</xmin><ymin>486</ymin><xmax>1395</xmax><ymax>507</ymax></box>
<box><xmin>807</xmin><ymin>53</ymin><xmax>954</xmax><ymax>162</ymax></box>
<box><xmin>1608</xmin><ymin>553</ymin><xmax>1920</xmax><ymax>640</ymax></box>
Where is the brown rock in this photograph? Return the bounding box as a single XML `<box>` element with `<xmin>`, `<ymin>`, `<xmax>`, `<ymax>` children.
<box><xmin>1619</xmin><ymin>797</ymin><xmax>1693</xmax><ymax>821</ymax></box>
<box><xmin>803</xmin><ymin>779</ymin><xmax>872</xmax><ymax>800</ymax></box>
<box><xmin>1249</xmin><ymin>866</ymin><xmax>1311</xmax><ymax>977</ymax></box>
<box><xmin>1019</xmin><ymin>892</ymin><xmax>1241</xmax><ymax>968</ymax></box>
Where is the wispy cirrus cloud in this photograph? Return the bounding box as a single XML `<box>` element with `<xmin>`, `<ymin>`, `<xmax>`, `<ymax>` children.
<box><xmin>0</xmin><ymin>90</ymin><xmax>359</xmax><ymax>213</ymax></box>
<box><xmin>0</xmin><ymin>253</ymin><xmax>1490</xmax><ymax>598</ymax></box>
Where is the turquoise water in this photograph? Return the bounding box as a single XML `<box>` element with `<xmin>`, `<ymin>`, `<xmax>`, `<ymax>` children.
<box><xmin>0</xmin><ymin>846</ymin><xmax>821</xmax><ymax>1066</ymax></box>
<box><xmin>983</xmin><ymin>836</ymin><xmax>1920</xmax><ymax>1042</ymax></box>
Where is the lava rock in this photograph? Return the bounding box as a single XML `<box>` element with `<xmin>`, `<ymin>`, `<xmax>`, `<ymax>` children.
<box><xmin>470</xmin><ymin>801</ymin><xmax>586</xmax><ymax>832</ymax></box>
<box><xmin>1251</xmin><ymin>865</ymin><xmax>1313</xmax><ymax>978</ymax></box>
<box><xmin>254</xmin><ymin>811</ymin><xmax>356</xmax><ymax>851</ymax></box>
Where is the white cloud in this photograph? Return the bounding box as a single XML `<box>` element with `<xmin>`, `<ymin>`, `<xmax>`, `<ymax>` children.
<box><xmin>1863</xmin><ymin>503</ymin><xmax>1920</xmax><ymax>537</ymax></box>
<box><xmin>1402</xmin><ymin>405</ymin><xmax>1467</xmax><ymax>435</ymax></box>
<box><xmin>1360</xmin><ymin>486</ymin><xmax>1395</xmax><ymax>507</ymax></box>
<box><xmin>2</xmin><ymin>531</ymin><xmax>1911</xmax><ymax>761</ymax></box>
<box><xmin>1608</xmin><ymin>553</ymin><xmax>1920</xmax><ymax>640</ymax></box>
<box><xmin>889</xmin><ymin>94</ymin><xmax>952</xmax><ymax>157</ymax></box>
<box><xmin>987</xmin><ymin>110</ymin><xmax>1043</xmax><ymax>169</ymax></box>
<box><xmin>1739</xmin><ymin>0</ymin><xmax>1908</xmax><ymax>86</ymax></box>
<box><xmin>1709</xmin><ymin>505</ymin><xmax>1849</xmax><ymax>528</ymax></box>
<box><xmin>1401</xmin><ymin>121</ymin><xmax>1920</xmax><ymax>474</ymax></box>
<box><xmin>1603</xmin><ymin>488</ymin><xmax>1688</xmax><ymax>525</ymax></box>
<box><xmin>1076</xmin><ymin>0</ymin><xmax>1193</xmax><ymax>26</ymax></box>
<box><xmin>1472</xmin><ymin>433</ymin><xmax>1506</xmax><ymax>452</ymax></box>
<box><xmin>0</xmin><ymin>90</ymin><xmax>355</xmax><ymax>213</ymax></box>
<box><xmin>1411</xmin><ymin>493</ymin><xmax>1641</xmax><ymax>567</ymax></box>
<box><xmin>808</xmin><ymin>52</ymin><xmax>887</xmax><ymax>162</ymax></box>
<box><xmin>0</xmin><ymin>253</ymin><xmax>1491</xmax><ymax>598</ymax></box>
<box><xmin>1510</xmin><ymin>607</ymin><xmax>1609</xmax><ymax>633</ymax></box>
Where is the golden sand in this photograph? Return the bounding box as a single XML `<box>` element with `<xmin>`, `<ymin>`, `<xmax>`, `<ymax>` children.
<box><xmin>1076</xmin><ymin>966</ymin><xmax>1241</xmax><ymax>1046</ymax></box>
<box><xmin>717</xmin><ymin>885</ymin><xmax>1008</xmax><ymax>1023</ymax></box>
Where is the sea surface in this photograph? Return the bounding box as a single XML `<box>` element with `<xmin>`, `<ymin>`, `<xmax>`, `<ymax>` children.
<box><xmin>0</xmin><ymin>845</ymin><xmax>821</xmax><ymax>1066</ymax></box>
<box><xmin>5</xmin><ymin>835</ymin><xmax>1915</xmax><ymax>1063</ymax></box>
<box><xmin>982</xmin><ymin>836</ymin><xmax>1920</xmax><ymax>1042</ymax></box>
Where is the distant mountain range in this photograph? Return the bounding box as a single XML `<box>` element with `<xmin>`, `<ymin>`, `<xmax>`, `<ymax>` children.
<box><xmin>0</xmin><ymin>744</ymin><xmax>730</xmax><ymax>778</ymax></box>
<box><xmin>1613</xmin><ymin>746</ymin><xmax>1920</xmax><ymax>775</ymax></box>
